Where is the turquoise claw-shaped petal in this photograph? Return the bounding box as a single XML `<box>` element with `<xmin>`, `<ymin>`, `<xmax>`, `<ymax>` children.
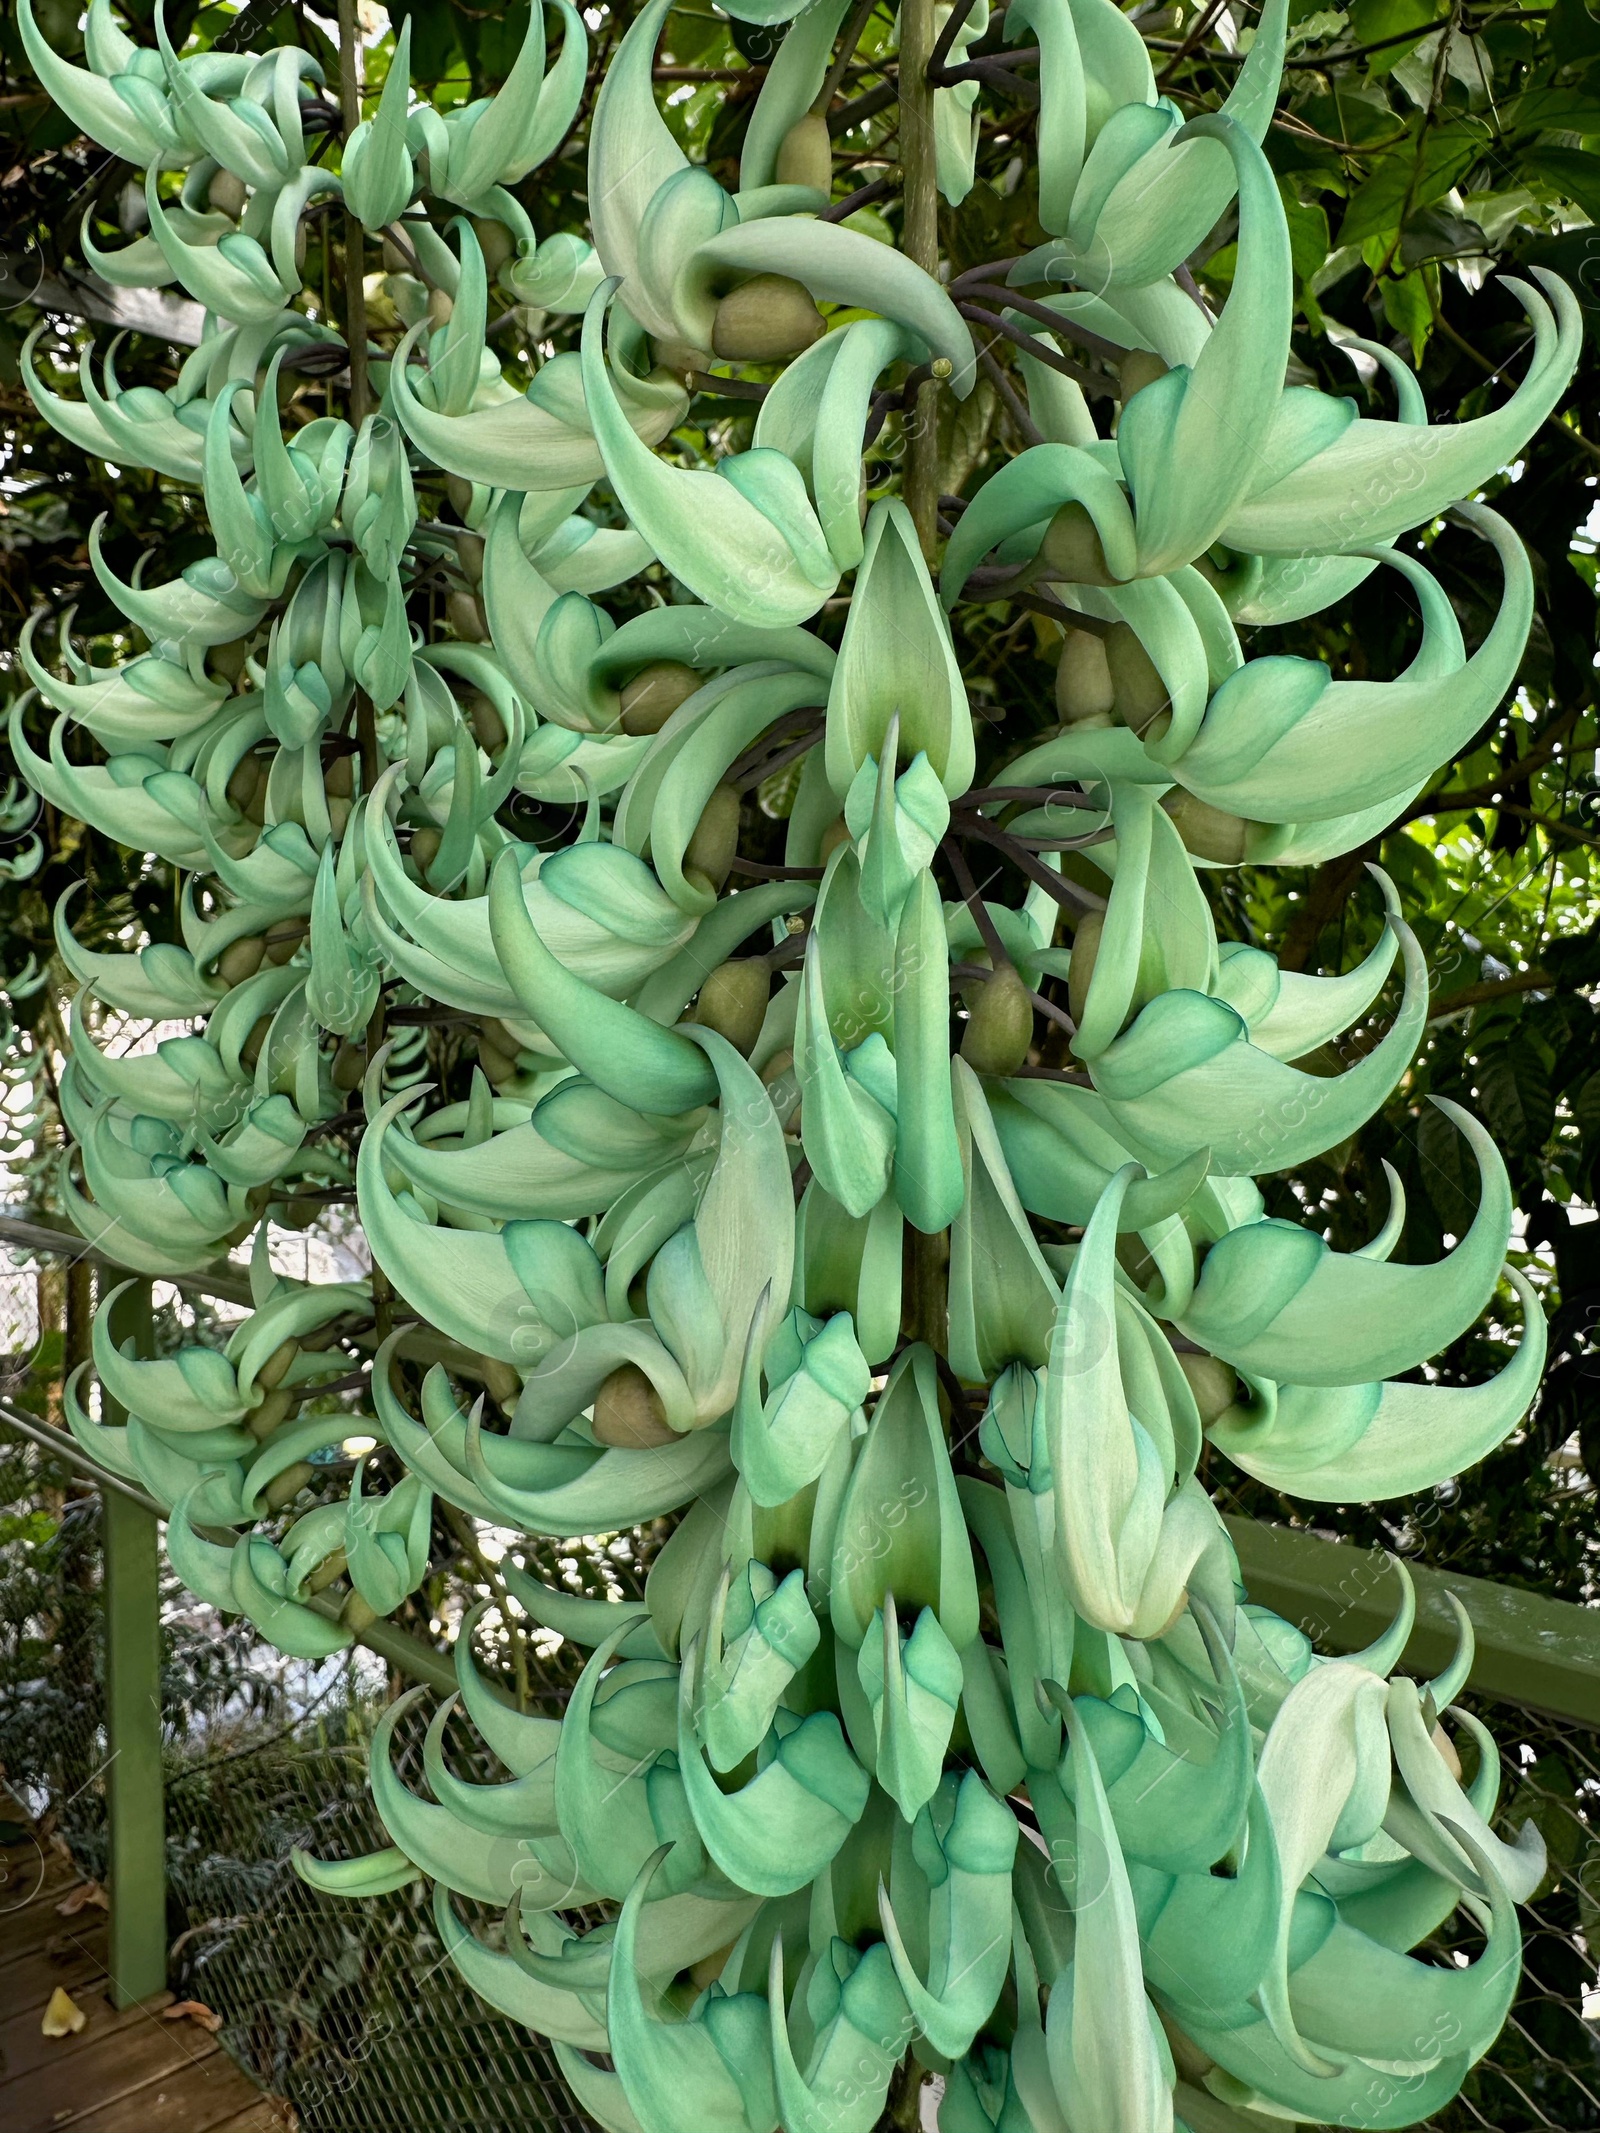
<box><xmin>1223</xmin><ymin>272</ymin><xmax>1581</xmax><ymax>556</ymax></box>
<box><xmin>487</xmin><ymin>850</ymin><xmax>717</xmax><ymax>1114</ymax></box>
<box><xmin>892</xmin><ymin>871</ymin><xmax>964</xmax><ymax>1234</ymax></box>
<box><xmin>1214</xmin><ymin>1265</ymin><xmax>1545</xmax><ymax>1502</ymax></box>
<box><xmin>828</xmin><ymin>500</ymin><xmax>974</xmax><ymax>802</ymax></box>
<box><xmin>768</xmin><ymin>1934</ymin><xmax>914</xmax><ymax>2133</ymax></box>
<box><xmin>679</xmin><ymin>1640</ymin><xmax>867</xmax><ymax>1896</ymax></box>
<box><xmin>1090</xmin><ymin>873</ymin><xmax>1428</xmax><ymax>1176</ymax></box>
<box><xmin>19</xmin><ymin>0</ymin><xmax>187</xmax><ymax>165</ymax></box>
<box><xmin>830</xmin><ymin>1344</ymin><xmax>980</xmax><ymax>1650</ymax></box>
<box><xmin>1171</xmin><ymin>508</ymin><xmax>1533</xmax><ymax>824</ymax></box>
<box><xmin>581</xmin><ymin>283</ymin><xmax>838</xmax><ymax>628</ymax></box>
<box><xmin>342</xmin><ymin>16</ymin><xmax>415</xmax><ymax>226</ymax></box>
<box><xmin>1117</xmin><ymin>115</ymin><xmax>1291</xmax><ymax>579</ymax></box>
<box><xmin>607</xmin><ymin>1845</ymin><xmax>780</xmax><ymax>2133</ymax></box>
<box><xmin>1181</xmin><ymin>1099</ymin><xmax>1511</xmax><ymax>1387</ymax></box>
<box><xmin>1044</xmin><ymin>1697</ymin><xmax>1174</xmax><ymax>2133</ymax></box>
<box><xmin>877</xmin><ymin>1769</ymin><xmax>1018</xmax><ymax>2058</ymax></box>
<box><xmin>434</xmin><ymin>1881</ymin><xmax>609</xmax><ymax>2047</ymax></box>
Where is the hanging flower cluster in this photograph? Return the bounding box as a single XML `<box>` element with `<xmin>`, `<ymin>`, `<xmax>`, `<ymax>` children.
<box><xmin>12</xmin><ymin>0</ymin><xmax>1581</xmax><ymax>2126</ymax></box>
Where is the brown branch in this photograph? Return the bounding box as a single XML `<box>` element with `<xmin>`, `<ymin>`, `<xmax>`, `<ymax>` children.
<box><xmin>818</xmin><ymin>0</ymin><xmax>883</xmax><ymax>111</ymax></box>
<box><xmin>828</xmin><ymin>80</ymin><xmax>898</xmax><ymax>133</ymax></box>
<box><xmin>974</xmin><ymin>342</ymin><xmax>1044</xmax><ymax>446</ymax></box>
<box><xmin>960</xmin><ymin>283</ymin><xmax>1125</xmax><ymax>364</ymax></box>
<box><xmin>1432</xmin><ymin>306</ymin><xmax>1600</xmax><ymax>469</ymax></box>
<box><xmin>1156</xmin><ymin>0</ymin><xmax>1231</xmax><ymax>88</ymax></box>
<box><xmin>818</xmin><ymin>173</ymin><xmax>900</xmax><ymax>223</ymax></box>
<box><xmin>957</xmin><ymin>300</ymin><xmax>1106</xmax><ymax>391</ymax></box>
<box><xmin>957</xmin><ymin>813</ymin><xmax>1107</xmax><ymax>913</ymax></box>
<box><xmin>1401</xmin><ymin>708</ymin><xmax>1583</xmax><ymax>824</ymax></box>
<box><xmin>942</xmin><ymin>838</ymin><xmax>1013</xmax><ymax>969</ymax></box>
<box><xmin>1429</xmin><ymin>969</ymin><xmax>1556</xmax><ymax>1019</ymax></box>
<box><xmin>727</xmin><ymin>859</ymin><xmax>827</xmax><ymax>880</ymax></box>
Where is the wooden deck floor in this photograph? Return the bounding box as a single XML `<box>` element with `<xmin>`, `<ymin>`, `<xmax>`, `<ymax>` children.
<box><xmin>0</xmin><ymin>1819</ymin><xmax>284</xmax><ymax>2133</ymax></box>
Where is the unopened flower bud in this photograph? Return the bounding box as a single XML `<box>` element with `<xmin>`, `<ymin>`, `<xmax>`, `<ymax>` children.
<box><xmin>1055</xmin><ymin>628</ymin><xmax>1116</xmax><ymax>724</ymax></box>
<box><xmin>1119</xmin><ymin>349</ymin><xmax>1169</xmax><ymax>406</ymax></box>
<box><xmin>592</xmin><ymin>1365</ymin><xmax>679</xmax><ymax>1448</ymax></box>
<box><xmin>332</xmin><ymin>1039</ymin><xmax>367</xmax><ymax>1091</ymax></box>
<box><xmin>264</xmin><ymin>922</ymin><xmax>305</xmax><ymax>966</ymax></box>
<box><xmin>1176</xmin><ymin>1351</ymin><xmax>1238</xmax><ymax>1426</ymax></box>
<box><xmin>308</xmin><ymin>1546</ymin><xmax>349</xmax><ymax>1593</ymax></box>
<box><xmin>240</xmin><ymin>1013</ymin><xmax>273</xmax><ymax>1071</ymax></box>
<box><xmin>960</xmin><ymin>965</ymin><xmax>1035</xmax><ymax>1077</ymax></box>
<box><xmin>478</xmin><ymin>1017</ymin><xmax>520</xmax><ymax>1085</ymax></box>
<box><xmin>264</xmin><ymin>1460</ymin><xmax>316</xmax><ymax>1511</ymax></box>
<box><xmin>712</xmin><ymin>274</ymin><xmax>827</xmax><ymax>363</ymax></box>
<box><xmin>468</xmin><ymin>690</ymin><xmax>507</xmax><ymax>753</ymax></box>
<box><xmin>1162</xmin><ymin>788</ymin><xmax>1248</xmax><ymax>865</ymax></box>
<box><xmin>208</xmin><ymin>168</ymin><xmax>249</xmax><ymax>219</ymax></box>
<box><xmin>1066</xmin><ymin>911</ymin><xmax>1103</xmax><ymax>1027</ymax></box>
<box><xmin>455</xmin><ymin>529</ymin><xmax>485</xmax><ymax>586</ymax></box>
<box><xmin>227</xmin><ymin>752</ymin><xmax>267</xmax><ymax>822</ymax></box>
<box><xmin>341</xmin><ymin>1591</ymin><xmax>380</xmax><ymax>1632</ymax></box>
<box><xmin>1040</xmin><ymin>502</ymin><xmax>1117</xmax><ymax>586</ymax></box>
<box><xmin>775</xmin><ymin>110</ymin><xmax>833</xmax><ymax>193</ymax></box>
<box><xmin>620</xmin><ymin>661</ymin><xmax>701</xmax><ymax>736</ymax></box>
<box><xmin>683</xmin><ymin>784</ymin><xmax>742</xmax><ymax>893</ymax></box>
<box><xmin>446</xmin><ymin>589</ymin><xmax>488</xmax><ymax>642</ymax></box>
<box><xmin>211</xmin><ymin>637</ymin><xmax>251</xmax><ymax>684</ymax></box>
<box><xmin>1105</xmin><ymin>622</ymin><xmax>1171</xmax><ymax>738</ymax></box>
<box><xmin>256</xmin><ymin>1338</ymin><xmax>301</xmax><ymax>1392</ymax></box>
<box><xmin>693</xmin><ymin>959</ymin><xmax>771</xmax><ymax>1055</ymax></box>
<box><xmin>248</xmin><ymin>1386</ymin><xmax>296</xmax><ymax>1440</ymax></box>
<box><xmin>469</xmin><ymin>215</ymin><xmax>515</xmax><ymax>277</ymax></box>
<box><xmin>217</xmin><ymin>934</ymin><xmax>266</xmax><ymax>986</ymax></box>
<box><xmin>818</xmin><ymin>815</ymin><xmax>853</xmax><ymax>862</ymax></box>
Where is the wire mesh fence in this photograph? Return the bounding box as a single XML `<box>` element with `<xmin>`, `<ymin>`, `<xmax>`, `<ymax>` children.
<box><xmin>2</xmin><ymin>1257</ymin><xmax>1598</xmax><ymax>2132</ymax></box>
<box><xmin>0</xmin><ymin>1407</ymin><xmax>599</xmax><ymax>2131</ymax></box>
<box><xmin>163</xmin><ymin>1702</ymin><xmax>597</xmax><ymax>2133</ymax></box>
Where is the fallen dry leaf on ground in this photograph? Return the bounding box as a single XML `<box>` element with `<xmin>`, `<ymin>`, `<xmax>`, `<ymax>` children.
<box><xmin>41</xmin><ymin>1986</ymin><xmax>86</xmax><ymax>2037</ymax></box>
<box><xmin>163</xmin><ymin>1999</ymin><xmax>224</xmax><ymax>2033</ymax></box>
<box><xmin>55</xmin><ymin>1880</ymin><xmax>108</xmax><ymax>1916</ymax></box>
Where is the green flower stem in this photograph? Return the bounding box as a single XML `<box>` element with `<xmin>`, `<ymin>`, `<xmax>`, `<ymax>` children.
<box><xmin>898</xmin><ymin>0</ymin><xmax>940</xmax><ymax>558</ymax></box>
<box><xmin>337</xmin><ymin>0</ymin><xmax>371</xmax><ymax>429</ymax></box>
<box><xmin>904</xmin><ymin>1224</ymin><xmax>949</xmax><ymax>1354</ymax></box>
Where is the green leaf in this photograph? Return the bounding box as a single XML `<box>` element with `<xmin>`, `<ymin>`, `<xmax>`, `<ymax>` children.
<box><xmin>1571</xmin><ymin>1070</ymin><xmax>1600</xmax><ymax>1185</ymax></box>
<box><xmin>1415</xmin><ymin>1095</ymin><xmax>1482</xmax><ymax>1237</ymax></box>
<box><xmin>392</xmin><ymin>0</ymin><xmax>462</xmax><ymax>85</ymax></box>
<box><xmin>1547</xmin><ymin>0</ymin><xmax>1600</xmax><ymax>58</ymax></box>
<box><xmin>1283</xmin><ymin>193</ymin><xmax>1332</xmax><ymax>285</ymax></box>
<box><xmin>1476</xmin><ymin>1041</ymin><xmax>1556</xmax><ymax>1154</ymax></box>
<box><xmin>1348</xmin><ymin>0</ymin><xmax>1446</xmax><ymax>72</ymax></box>
<box><xmin>1338</xmin><ymin>121</ymin><xmax>1487</xmax><ymax>250</ymax></box>
<box><xmin>1522</xmin><ymin>147</ymin><xmax>1600</xmax><ymax>224</ymax></box>
<box><xmin>1501</xmin><ymin>87</ymin><xmax>1600</xmax><ymax>136</ymax></box>
<box><xmin>1380</xmin><ymin>267</ymin><xmax>1434</xmax><ymax>361</ymax></box>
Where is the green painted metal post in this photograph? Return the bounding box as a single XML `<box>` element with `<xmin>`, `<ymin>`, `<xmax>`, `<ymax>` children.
<box><xmin>1226</xmin><ymin>1515</ymin><xmax>1600</xmax><ymax>1725</ymax></box>
<box><xmin>100</xmin><ymin>1277</ymin><xmax>167</xmax><ymax>2007</ymax></box>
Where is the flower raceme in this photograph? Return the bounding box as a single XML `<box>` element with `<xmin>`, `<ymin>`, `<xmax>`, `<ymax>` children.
<box><xmin>9</xmin><ymin>2</ymin><xmax>1577</xmax><ymax>2129</ymax></box>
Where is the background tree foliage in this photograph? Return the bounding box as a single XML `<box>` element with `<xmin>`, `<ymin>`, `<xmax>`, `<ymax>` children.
<box><xmin>0</xmin><ymin>0</ymin><xmax>1596</xmax><ymax>1601</ymax></box>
